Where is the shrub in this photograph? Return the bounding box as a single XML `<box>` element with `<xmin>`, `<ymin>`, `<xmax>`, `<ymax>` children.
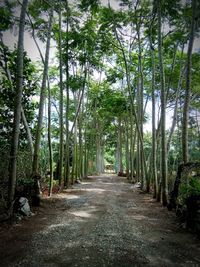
<box><xmin>178</xmin><ymin>176</ymin><xmax>200</xmax><ymax>206</ymax></box>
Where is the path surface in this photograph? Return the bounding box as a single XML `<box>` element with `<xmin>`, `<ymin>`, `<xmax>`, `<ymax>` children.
<box><xmin>1</xmin><ymin>175</ymin><xmax>200</xmax><ymax>266</ymax></box>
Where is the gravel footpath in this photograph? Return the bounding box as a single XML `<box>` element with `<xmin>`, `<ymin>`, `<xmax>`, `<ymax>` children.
<box><xmin>1</xmin><ymin>175</ymin><xmax>200</xmax><ymax>267</ymax></box>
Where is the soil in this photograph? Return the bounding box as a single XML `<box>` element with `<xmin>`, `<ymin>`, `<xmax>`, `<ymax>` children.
<box><xmin>0</xmin><ymin>174</ymin><xmax>200</xmax><ymax>267</ymax></box>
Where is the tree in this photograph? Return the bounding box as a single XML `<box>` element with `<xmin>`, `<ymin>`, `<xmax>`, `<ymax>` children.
<box><xmin>149</xmin><ymin>10</ymin><xmax>158</xmax><ymax>198</ymax></box>
<box><xmin>58</xmin><ymin>0</ymin><xmax>64</xmax><ymax>186</ymax></box>
<box><xmin>182</xmin><ymin>0</ymin><xmax>198</xmax><ymax>164</ymax></box>
<box><xmin>0</xmin><ymin>44</ymin><xmax>37</xmax><ymax>153</ymax></box>
<box><xmin>7</xmin><ymin>0</ymin><xmax>28</xmax><ymax>209</ymax></box>
<box><xmin>32</xmin><ymin>8</ymin><xmax>53</xmax><ymax>174</ymax></box>
<box><xmin>157</xmin><ymin>0</ymin><xmax>168</xmax><ymax>206</ymax></box>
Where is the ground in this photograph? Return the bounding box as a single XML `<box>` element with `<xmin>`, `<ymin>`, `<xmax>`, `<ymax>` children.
<box><xmin>0</xmin><ymin>174</ymin><xmax>200</xmax><ymax>267</ymax></box>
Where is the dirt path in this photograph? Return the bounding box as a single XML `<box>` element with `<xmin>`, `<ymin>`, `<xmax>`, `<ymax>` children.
<box><xmin>1</xmin><ymin>175</ymin><xmax>200</xmax><ymax>266</ymax></box>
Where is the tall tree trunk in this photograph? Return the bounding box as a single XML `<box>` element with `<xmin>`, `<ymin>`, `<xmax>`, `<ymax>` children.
<box><xmin>136</xmin><ymin>134</ymin><xmax>140</xmax><ymax>182</ymax></box>
<box><xmin>101</xmin><ymin>141</ymin><xmax>105</xmax><ymax>173</ymax></box>
<box><xmin>116</xmin><ymin>117</ymin><xmax>123</xmax><ymax>174</ymax></box>
<box><xmin>75</xmin><ymin>122</ymin><xmax>78</xmax><ymax>181</ymax></box>
<box><xmin>78</xmin><ymin>113</ymin><xmax>83</xmax><ymax>180</ymax></box>
<box><xmin>136</xmin><ymin>18</ymin><xmax>145</xmax><ymax>190</ymax></box>
<box><xmin>32</xmin><ymin>9</ymin><xmax>53</xmax><ymax>174</ymax></box>
<box><xmin>157</xmin><ymin>0</ymin><xmax>168</xmax><ymax>206</ymax></box>
<box><xmin>125</xmin><ymin>119</ymin><xmax>130</xmax><ymax>179</ymax></box>
<box><xmin>114</xmin><ymin>26</ymin><xmax>148</xmax><ymax>184</ymax></box>
<box><xmin>182</xmin><ymin>0</ymin><xmax>197</xmax><ymax>163</ymax></box>
<box><xmin>59</xmin><ymin>1</ymin><xmax>64</xmax><ymax>186</ymax></box>
<box><xmin>8</xmin><ymin>0</ymin><xmax>28</xmax><ymax>209</ymax></box>
<box><xmin>149</xmin><ymin>17</ymin><xmax>158</xmax><ymax>199</ymax></box>
<box><xmin>151</xmin><ymin>51</ymin><xmax>158</xmax><ymax>198</ymax></box>
<box><xmin>47</xmin><ymin>82</ymin><xmax>53</xmax><ymax>196</ymax></box>
<box><xmin>96</xmin><ymin>121</ymin><xmax>102</xmax><ymax>174</ymax></box>
<box><xmin>131</xmin><ymin>126</ymin><xmax>137</xmax><ymax>181</ymax></box>
<box><xmin>83</xmin><ymin>91</ymin><xmax>89</xmax><ymax>178</ymax></box>
<box><xmin>64</xmin><ymin>1</ymin><xmax>70</xmax><ymax>187</ymax></box>
<box><xmin>129</xmin><ymin>114</ymin><xmax>133</xmax><ymax>180</ymax></box>
<box><xmin>167</xmin><ymin>63</ymin><xmax>185</xmax><ymax>154</ymax></box>
<box><xmin>83</xmin><ymin>126</ymin><xmax>88</xmax><ymax>178</ymax></box>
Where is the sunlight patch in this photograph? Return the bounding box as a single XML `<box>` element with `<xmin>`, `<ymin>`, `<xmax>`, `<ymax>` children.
<box><xmin>84</xmin><ymin>188</ymin><xmax>106</xmax><ymax>193</ymax></box>
<box><xmin>132</xmin><ymin>215</ymin><xmax>147</xmax><ymax>220</ymax></box>
<box><xmin>47</xmin><ymin>222</ymin><xmax>70</xmax><ymax>230</ymax></box>
<box><xmin>69</xmin><ymin>210</ymin><xmax>92</xmax><ymax>218</ymax></box>
<box><xmin>65</xmin><ymin>195</ymin><xmax>79</xmax><ymax>200</ymax></box>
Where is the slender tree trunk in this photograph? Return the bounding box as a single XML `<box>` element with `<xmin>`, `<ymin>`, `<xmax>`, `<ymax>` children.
<box><xmin>64</xmin><ymin>3</ymin><xmax>70</xmax><ymax>187</ymax></box>
<box><xmin>114</xmin><ymin>27</ymin><xmax>148</xmax><ymax>183</ymax></box>
<box><xmin>58</xmin><ymin>1</ymin><xmax>64</xmax><ymax>186</ymax></box>
<box><xmin>71</xmin><ymin>141</ymin><xmax>75</xmax><ymax>185</ymax></box>
<box><xmin>7</xmin><ymin>0</ymin><xmax>28</xmax><ymax>209</ymax></box>
<box><xmin>83</xmin><ymin>88</ymin><xmax>89</xmax><ymax>178</ymax></box>
<box><xmin>166</xmin><ymin>42</ymin><xmax>178</xmax><ymax>100</ymax></box>
<box><xmin>26</xmin><ymin>12</ymin><xmax>44</xmax><ymax>64</ymax></box>
<box><xmin>151</xmin><ymin>53</ymin><xmax>158</xmax><ymax>197</ymax></box>
<box><xmin>70</xmin><ymin>65</ymin><xmax>88</xmax><ymax>134</ymax></box>
<box><xmin>131</xmin><ymin>127</ymin><xmax>137</xmax><ymax>181</ymax></box>
<box><xmin>75</xmin><ymin>122</ymin><xmax>78</xmax><ymax>181</ymax></box>
<box><xmin>129</xmin><ymin>114</ymin><xmax>133</xmax><ymax>180</ymax></box>
<box><xmin>167</xmin><ymin>64</ymin><xmax>185</xmax><ymax>153</ymax></box>
<box><xmin>182</xmin><ymin>0</ymin><xmax>197</xmax><ymax>163</ymax></box>
<box><xmin>96</xmin><ymin>121</ymin><xmax>101</xmax><ymax>174</ymax></box>
<box><xmin>78</xmin><ymin>113</ymin><xmax>83</xmax><ymax>180</ymax></box>
<box><xmin>116</xmin><ymin>117</ymin><xmax>123</xmax><ymax>174</ymax></box>
<box><xmin>21</xmin><ymin>107</ymin><xmax>34</xmax><ymax>156</ymax></box>
<box><xmin>72</xmin><ymin>127</ymin><xmax>77</xmax><ymax>184</ymax></box>
<box><xmin>196</xmin><ymin>110</ymin><xmax>200</xmax><ymax>149</ymax></box>
<box><xmin>83</xmin><ymin>126</ymin><xmax>88</xmax><ymax>178</ymax></box>
<box><xmin>101</xmin><ymin>141</ymin><xmax>105</xmax><ymax>173</ymax></box>
<box><xmin>137</xmin><ymin>19</ymin><xmax>145</xmax><ymax>190</ymax></box>
<box><xmin>32</xmin><ymin>9</ymin><xmax>53</xmax><ymax>174</ymax></box>
<box><xmin>149</xmin><ymin>18</ymin><xmax>158</xmax><ymax>198</ymax></box>
<box><xmin>47</xmin><ymin>82</ymin><xmax>53</xmax><ymax>196</ymax></box>
<box><xmin>136</xmin><ymin>134</ymin><xmax>140</xmax><ymax>182</ymax></box>
<box><xmin>125</xmin><ymin>119</ymin><xmax>129</xmax><ymax>179</ymax></box>
<box><xmin>158</xmin><ymin>0</ymin><xmax>168</xmax><ymax>205</ymax></box>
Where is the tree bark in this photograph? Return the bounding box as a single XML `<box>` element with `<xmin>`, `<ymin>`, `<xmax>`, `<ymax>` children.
<box><xmin>47</xmin><ymin>81</ymin><xmax>53</xmax><ymax>196</ymax></box>
<box><xmin>125</xmin><ymin>118</ymin><xmax>130</xmax><ymax>179</ymax></box>
<box><xmin>64</xmin><ymin>0</ymin><xmax>70</xmax><ymax>187</ymax></box>
<box><xmin>157</xmin><ymin>0</ymin><xmax>168</xmax><ymax>205</ymax></box>
<box><xmin>116</xmin><ymin>117</ymin><xmax>123</xmax><ymax>174</ymax></box>
<box><xmin>8</xmin><ymin>0</ymin><xmax>28</xmax><ymax>209</ymax></box>
<box><xmin>96</xmin><ymin>120</ymin><xmax>102</xmax><ymax>174</ymax></box>
<box><xmin>59</xmin><ymin>1</ymin><xmax>64</xmax><ymax>186</ymax></box>
<box><xmin>149</xmin><ymin>14</ymin><xmax>158</xmax><ymax>198</ymax></box>
<box><xmin>136</xmin><ymin>17</ymin><xmax>145</xmax><ymax>190</ymax></box>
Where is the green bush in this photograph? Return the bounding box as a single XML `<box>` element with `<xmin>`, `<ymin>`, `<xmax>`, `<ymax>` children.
<box><xmin>178</xmin><ymin>176</ymin><xmax>200</xmax><ymax>205</ymax></box>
